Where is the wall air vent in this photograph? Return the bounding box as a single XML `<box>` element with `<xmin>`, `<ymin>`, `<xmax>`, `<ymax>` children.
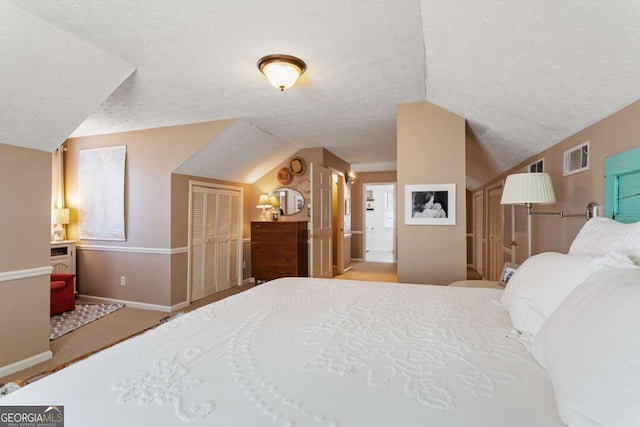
<box><xmin>563</xmin><ymin>141</ymin><xmax>590</xmax><ymax>176</ymax></box>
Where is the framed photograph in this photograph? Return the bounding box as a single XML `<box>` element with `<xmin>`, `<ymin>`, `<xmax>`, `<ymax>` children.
<box><xmin>366</xmin><ymin>201</ymin><xmax>374</xmax><ymax>211</ymax></box>
<box><xmin>404</xmin><ymin>183</ymin><xmax>456</xmax><ymax>225</ymax></box>
<box><xmin>499</xmin><ymin>262</ymin><xmax>519</xmax><ymax>287</ymax></box>
<box><xmin>365</xmin><ymin>190</ymin><xmax>374</xmax><ymax>201</ymax></box>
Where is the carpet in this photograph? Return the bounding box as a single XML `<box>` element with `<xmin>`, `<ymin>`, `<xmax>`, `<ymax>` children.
<box><xmin>50</xmin><ymin>303</ymin><xmax>125</xmax><ymax>340</ymax></box>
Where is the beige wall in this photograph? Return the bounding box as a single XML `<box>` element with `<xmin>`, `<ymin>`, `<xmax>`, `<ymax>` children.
<box><xmin>475</xmin><ymin>99</ymin><xmax>640</xmax><ymax>258</ymax></box>
<box><xmin>350</xmin><ymin>171</ymin><xmax>397</xmax><ymax>259</ymax></box>
<box><xmin>397</xmin><ymin>102</ymin><xmax>467</xmax><ymax>285</ymax></box>
<box><xmin>65</xmin><ymin>120</ymin><xmax>234</xmax><ymax>308</ymax></box>
<box><xmin>0</xmin><ymin>144</ymin><xmax>51</xmax><ymax>370</ymax></box>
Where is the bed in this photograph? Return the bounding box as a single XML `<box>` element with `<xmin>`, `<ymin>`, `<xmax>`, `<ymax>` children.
<box><xmin>3</xmin><ymin>237</ymin><xmax>640</xmax><ymax>427</ymax></box>
<box><xmin>2</xmin><ymin>278</ymin><xmax>563</xmax><ymax>426</ymax></box>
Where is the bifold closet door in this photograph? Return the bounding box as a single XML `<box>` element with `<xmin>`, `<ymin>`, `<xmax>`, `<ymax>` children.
<box><xmin>215</xmin><ymin>190</ymin><xmax>241</xmax><ymax>293</ymax></box>
<box><xmin>190</xmin><ymin>186</ymin><xmax>240</xmax><ymax>301</ymax></box>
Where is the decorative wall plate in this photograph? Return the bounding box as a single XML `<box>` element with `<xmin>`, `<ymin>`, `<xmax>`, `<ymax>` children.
<box><xmin>277</xmin><ymin>167</ymin><xmax>294</xmax><ymax>185</ymax></box>
<box><xmin>289</xmin><ymin>156</ymin><xmax>306</xmax><ymax>176</ymax></box>
<box><xmin>297</xmin><ymin>178</ymin><xmax>311</xmax><ymax>194</ymax></box>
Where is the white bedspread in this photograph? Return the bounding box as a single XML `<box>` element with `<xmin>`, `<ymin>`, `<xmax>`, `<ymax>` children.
<box><xmin>2</xmin><ymin>278</ymin><xmax>562</xmax><ymax>426</ymax></box>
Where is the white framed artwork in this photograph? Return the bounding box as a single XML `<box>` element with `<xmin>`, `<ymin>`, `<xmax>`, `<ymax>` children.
<box><xmin>404</xmin><ymin>183</ymin><xmax>456</xmax><ymax>225</ymax></box>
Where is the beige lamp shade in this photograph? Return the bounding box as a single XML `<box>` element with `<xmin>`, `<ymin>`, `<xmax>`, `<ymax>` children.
<box><xmin>501</xmin><ymin>173</ymin><xmax>556</xmax><ymax>205</ymax></box>
<box><xmin>256</xmin><ymin>193</ymin><xmax>271</xmax><ymax>208</ymax></box>
<box><xmin>51</xmin><ymin>208</ymin><xmax>70</xmax><ymax>225</ymax></box>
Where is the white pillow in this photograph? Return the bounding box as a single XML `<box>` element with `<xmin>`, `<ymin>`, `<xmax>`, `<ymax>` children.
<box><xmin>569</xmin><ymin>216</ymin><xmax>640</xmax><ymax>262</ymax></box>
<box><xmin>532</xmin><ymin>268</ymin><xmax>640</xmax><ymax>427</ymax></box>
<box><xmin>500</xmin><ymin>251</ymin><xmax>635</xmax><ymax>335</ymax></box>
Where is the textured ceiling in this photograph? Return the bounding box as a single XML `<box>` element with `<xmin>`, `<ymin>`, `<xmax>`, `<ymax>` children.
<box><xmin>0</xmin><ymin>0</ymin><xmax>134</xmax><ymax>151</ymax></box>
<box><xmin>2</xmin><ymin>0</ymin><xmax>639</xmax><ymax>188</ymax></box>
<box><xmin>174</xmin><ymin>119</ymin><xmax>297</xmax><ymax>183</ymax></box>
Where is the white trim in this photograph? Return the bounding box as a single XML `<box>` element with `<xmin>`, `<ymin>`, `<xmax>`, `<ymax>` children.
<box><xmin>77</xmin><ymin>245</ymin><xmax>188</xmax><ymax>255</ymax></box>
<box><xmin>77</xmin><ymin>294</ymin><xmax>180</xmax><ymax>313</ymax></box>
<box><xmin>0</xmin><ymin>266</ymin><xmax>53</xmax><ymax>282</ymax></box>
<box><xmin>0</xmin><ymin>351</ymin><xmax>52</xmax><ymax>378</ymax></box>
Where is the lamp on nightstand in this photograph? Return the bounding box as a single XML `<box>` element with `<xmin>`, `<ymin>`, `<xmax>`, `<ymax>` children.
<box><xmin>51</xmin><ymin>208</ymin><xmax>70</xmax><ymax>242</ymax></box>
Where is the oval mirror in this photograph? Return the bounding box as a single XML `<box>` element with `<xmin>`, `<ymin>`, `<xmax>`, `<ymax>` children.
<box><xmin>270</xmin><ymin>187</ymin><xmax>305</xmax><ymax>216</ymax></box>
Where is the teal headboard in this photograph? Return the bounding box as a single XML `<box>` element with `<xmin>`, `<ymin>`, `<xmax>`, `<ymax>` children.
<box><xmin>604</xmin><ymin>146</ymin><xmax>640</xmax><ymax>223</ymax></box>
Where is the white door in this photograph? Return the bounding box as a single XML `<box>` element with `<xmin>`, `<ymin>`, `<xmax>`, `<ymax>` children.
<box><xmin>334</xmin><ymin>173</ymin><xmax>346</xmax><ymax>275</ymax></box>
<box><xmin>190</xmin><ymin>185</ymin><xmax>241</xmax><ymax>301</ymax></box>
<box><xmin>473</xmin><ymin>191</ymin><xmax>484</xmax><ymax>276</ymax></box>
<box><xmin>215</xmin><ymin>190</ymin><xmax>241</xmax><ymax>292</ymax></box>
<box><xmin>310</xmin><ymin>163</ymin><xmax>332</xmax><ymax>278</ymax></box>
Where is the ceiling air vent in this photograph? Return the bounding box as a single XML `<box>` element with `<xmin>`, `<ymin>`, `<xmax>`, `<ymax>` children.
<box><xmin>563</xmin><ymin>141</ymin><xmax>590</xmax><ymax>176</ymax></box>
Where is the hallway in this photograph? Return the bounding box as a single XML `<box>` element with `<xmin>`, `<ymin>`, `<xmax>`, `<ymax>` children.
<box><xmin>333</xmin><ymin>261</ymin><xmax>397</xmax><ymax>283</ymax></box>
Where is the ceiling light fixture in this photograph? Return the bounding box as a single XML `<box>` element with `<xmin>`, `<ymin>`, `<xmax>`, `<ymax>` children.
<box><xmin>257</xmin><ymin>54</ymin><xmax>307</xmax><ymax>91</ymax></box>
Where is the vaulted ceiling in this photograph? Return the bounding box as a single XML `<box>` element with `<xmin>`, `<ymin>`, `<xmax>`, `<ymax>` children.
<box><xmin>1</xmin><ymin>0</ymin><xmax>638</xmax><ymax>189</ymax></box>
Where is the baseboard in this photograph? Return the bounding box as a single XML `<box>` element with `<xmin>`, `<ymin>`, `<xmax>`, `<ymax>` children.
<box><xmin>0</xmin><ymin>350</ymin><xmax>52</xmax><ymax>378</ymax></box>
<box><xmin>77</xmin><ymin>294</ymin><xmax>174</xmax><ymax>313</ymax></box>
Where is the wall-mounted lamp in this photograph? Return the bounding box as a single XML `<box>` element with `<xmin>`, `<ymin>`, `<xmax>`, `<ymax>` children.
<box><xmin>257</xmin><ymin>54</ymin><xmax>307</xmax><ymax>91</ymax></box>
<box><xmin>345</xmin><ymin>171</ymin><xmax>356</xmax><ymax>184</ymax></box>
<box><xmin>51</xmin><ymin>208</ymin><xmax>70</xmax><ymax>241</ymax></box>
<box><xmin>500</xmin><ymin>173</ymin><xmax>598</xmax><ymax>220</ymax></box>
<box><xmin>256</xmin><ymin>194</ymin><xmax>272</xmax><ymax>221</ymax></box>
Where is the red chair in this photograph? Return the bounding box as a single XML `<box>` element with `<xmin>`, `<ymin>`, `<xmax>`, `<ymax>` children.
<box><xmin>50</xmin><ymin>274</ymin><xmax>76</xmax><ymax>316</ymax></box>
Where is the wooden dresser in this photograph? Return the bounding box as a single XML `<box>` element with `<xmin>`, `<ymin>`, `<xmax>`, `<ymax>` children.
<box><xmin>251</xmin><ymin>221</ymin><xmax>308</xmax><ymax>282</ymax></box>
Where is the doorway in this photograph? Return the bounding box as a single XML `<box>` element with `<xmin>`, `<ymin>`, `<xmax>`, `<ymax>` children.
<box><xmin>364</xmin><ymin>183</ymin><xmax>396</xmax><ymax>263</ymax></box>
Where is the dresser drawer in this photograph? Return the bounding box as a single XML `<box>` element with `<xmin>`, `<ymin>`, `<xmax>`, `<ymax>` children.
<box><xmin>251</xmin><ymin>222</ymin><xmax>297</xmax><ymax>232</ymax></box>
<box><xmin>251</xmin><ymin>242</ymin><xmax>297</xmax><ymax>258</ymax></box>
<box><xmin>253</xmin><ymin>265</ymin><xmax>298</xmax><ymax>281</ymax></box>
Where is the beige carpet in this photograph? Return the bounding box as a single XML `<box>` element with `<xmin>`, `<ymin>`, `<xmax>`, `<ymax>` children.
<box><xmin>0</xmin><ymin>284</ymin><xmax>254</xmax><ymax>386</ymax></box>
<box><xmin>333</xmin><ymin>261</ymin><xmax>398</xmax><ymax>283</ymax></box>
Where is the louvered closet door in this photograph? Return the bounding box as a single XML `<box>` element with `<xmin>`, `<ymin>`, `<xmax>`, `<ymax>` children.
<box><xmin>190</xmin><ymin>186</ymin><xmax>241</xmax><ymax>301</ymax></box>
<box><xmin>191</xmin><ymin>188</ymin><xmax>209</xmax><ymax>301</ymax></box>
<box><xmin>216</xmin><ymin>190</ymin><xmax>240</xmax><ymax>292</ymax></box>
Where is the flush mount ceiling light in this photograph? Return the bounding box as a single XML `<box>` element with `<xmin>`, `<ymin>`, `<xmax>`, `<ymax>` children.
<box><xmin>257</xmin><ymin>54</ymin><xmax>307</xmax><ymax>91</ymax></box>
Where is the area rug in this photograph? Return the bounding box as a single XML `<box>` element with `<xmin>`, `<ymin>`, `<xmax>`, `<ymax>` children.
<box><xmin>50</xmin><ymin>303</ymin><xmax>125</xmax><ymax>340</ymax></box>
